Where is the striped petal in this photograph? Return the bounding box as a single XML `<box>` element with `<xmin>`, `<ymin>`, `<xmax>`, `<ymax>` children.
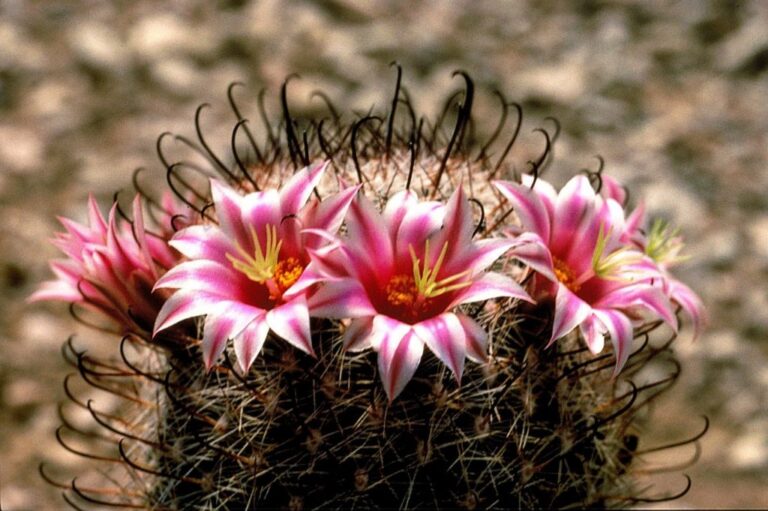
<box><xmin>493</xmin><ymin>180</ymin><xmax>551</xmax><ymax>242</ymax></box>
<box><xmin>210</xmin><ymin>180</ymin><xmax>249</xmax><ymax>247</ymax></box>
<box><xmin>266</xmin><ymin>295</ymin><xmax>313</xmax><ymax>356</ymax></box>
<box><xmin>377</xmin><ymin>327</ymin><xmax>423</xmax><ymax>402</ymax></box>
<box><xmin>280</xmin><ymin>161</ymin><xmax>327</xmax><ymax>215</ymax></box>
<box><xmin>307</xmin><ymin>278</ymin><xmax>376</xmax><ymax>318</ymax></box>
<box><xmin>579</xmin><ymin>314</ymin><xmax>605</xmax><ymax>354</ymax></box>
<box><xmin>450</xmin><ymin>271</ymin><xmax>532</xmax><ymax>308</ymax></box>
<box><xmin>169</xmin><ymin>225</ymin><xmax>234</xmax><ymax>265</ymax></box>
<box><xmin>669</xmin><ymin>280</ymin><xmax>706</xmax><ymax>341</ymax></box>
<box><xmin>233</xmin><ymin>316</ymin><xmax>269</xmax><ymax>373</ymax></box>
<box><xmin>413</xmin><ymin>313</ymin><xmax>466</xmax><ymax>383</ymax></box>
<box><xmin>342</xmin><ymin>317</ymin><xmax>374</xmax><ymax>351</ymax></box>
<box><xmin>593</xmin><ymin>309</ymin><xmax>634</xmax><ymax>375</ymax></box>
<box><xmin>457</xmin><ymin>313</ymin><xmax>489</xmax><ymax>363</ymax></box>
<box><xmin>201</xmin><ymin>302</ymin><xmax>261</xmax><ymax>370</ymax></box>
<box><xmin>153</xmin><ymin>260</ymin><xmax>241</xmax><ymax>298</ymax></box>
<box><xmin>550</xmin><ymin>283</ymin><xmax>593</xmax><ymax>345</ymax></box>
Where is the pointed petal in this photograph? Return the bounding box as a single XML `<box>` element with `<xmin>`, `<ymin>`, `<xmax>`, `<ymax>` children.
<box><xmin>233</xmin><ymin>316</ymin><xmax>269</xmax><ymax>372</ymax></box>
<box><xmin>306</xmin><ymin>278</ymin><xmax>376</xmax><ymax>318</ymax></box>
<box><xmin>210</xmin><ymin>179</ymin><xmax>248</xmax><ymax>246</ymax></box>
<box><xmin>507</xmin><ymin>232</ymin><xmax>556</xmax><ymax>281</ymax></box>
<box><xmin>153</xmin><ymin>289</ymin><xmax>262</xmax><ymax>334</ymax></box>
<box><xmin>303</xmin><ymin>183</ymin><xmax>360</xmax><ymax>238</ymax></box>
<box><xmin>579</xmin><ymin>314</ymin><xmax>605</xmax><ymax>354</ymax></box>
<box><xmin>266</xmin><ymin>295</ymin><xmax>314</xmax><ymax>356</ymax></box>
<box><xmin>493</xmin><ymin>180</ymin><xmax>551</xmax><ymax>242</ymax></box>
<box><xmin>280</xmin><ymin>161</ymin><xmax>327</xmax><ymax>215</ymax></box>
<box><xmin>430</xmin><ymin>186</ymin><xmax>473</xmax><ymax>258</ymax></box>
<box><xmin>153</xmin><ymin>260</ymin><xmax>241</xmax><ymax>297</ymax></box>
<box><xmin>551</xmin><ymin>175</ymin><xmax>598</xmax><ymax>261</ymax></box>
<box><xmin>240</xmin><ymin>189</ymin><xmax>282</xmax><ymax>251</ymax></box>
<box><xmin>345</xmin><ymin>193</ymin><xmax>393</xmax><ymax>278</ymax></box>
<box><xmin>596</xmin><ymin>284</ymin><xmax>678</xmax><ymax>331</ymax></box>
<box><xmin>131</xmin><ymin>195</ymin><xmax>158</xmax><ymax>279</ymax></box>
<box><xmin>413</xmin><ymin>313</ymin><xmax>466</xmax><ymax>383</ymax></box>
<box><xmin>521</xmin><ymin>173</ymin><xmax>557</xmax><ymax>218</ymax></box>
<box><xmin>457</xmin><ymin>313</ymin><xmax>489</xmax><ymax>363</ymax></box>
<box><xmin>86</xmin><ymin>194</ymin><xmax>108</xmax><ymax>238</ymax></box>
<box><xmin>169</xmin><ymin>225</ymin><xmax>234</xmax><ymax>265</ymax></box>
<box><xmin>393</xmin><ymin>200</ymin><xmax>444</xmax><ymax>263</ymax></box>
<box><xmin>343</xmin><ymin>317</ymin><xmax>375</xmax><ymax>351</ymax></box>
<box><xmin>550</xmin><ymin>283</ymin><xmax>593</xmax><ymax>344</ymax></box>
<box><xmin>593</xmin><ymin>309</ymin><xmax>634</xmax><ymax>375</ymax></box>
<box><xmin>669</xmin><ymin>280</ymin><xmax>706</xmax><ymax>340</ymax></box>
<box><xmin>600</xmin><ymin>174</ymin><xmax>627</xmax><ymax>205</ymax></box>
<box><xmin>450</xmin><ymin>271</ymin><xmax>532</xmax><ymax>308</ymax></box>
<box><xmin>28</xmin><ymin>280</ymin><xmax>82</xmax><ymax>303</ymax></box>
<box><xmin>456</xmin><ymin>237</ymin><xmax>517</xmax><ymax>275</ymax></box>
<box><xmin>383</xmin><ymin>189</ymin><xmax>419</xmax><ymax>239</ymax></box>
<box><xmin>378</xmin><ymin>329</ymin><xmax>423</xmax><ymax>402</ymax></box>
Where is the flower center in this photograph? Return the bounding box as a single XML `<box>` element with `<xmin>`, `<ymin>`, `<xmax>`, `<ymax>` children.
<box><xmin>553</xmin><ymin>257</ymin><xmax>581</xmax><ymax>293</ymax></box>
<box><xmin>385</xmin><ymin>274</ymin><xmax>419</xmax><ymax>307</ymax></box>
<box><xmin>274</xmin><ymin>257</ymin><xmax>303</xmax><ymax>293</ymax></box>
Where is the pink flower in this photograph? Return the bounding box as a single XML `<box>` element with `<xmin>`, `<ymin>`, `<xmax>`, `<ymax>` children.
<box><xmin>29</xmin><ymin>194</ymin><xmax>181</xmax><ymax>333</ymax></box>
<box><xmin>494</xmin><ymin>175</ymin><xmax>678</xmax><ymax>374</ymax></box>
<box><xmin>601</xmin><ymin>176</ymin><xmax>706</xmax><ymax>340</ymax></box>
<box><xmin>153</xmin><ymin>162</ymin><xmax>358</xmax><ymax>372</ymax></box>
<box><xmin>305</xmin><ymin>187</ymin><xmax>531</xmax><ymax>401</ymax></box>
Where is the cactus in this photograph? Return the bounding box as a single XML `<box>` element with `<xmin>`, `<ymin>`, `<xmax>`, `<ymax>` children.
<box><xmin>36</xmin><ymin>69</ymin><xmax>706</xmax><ymax>509</ymax></box>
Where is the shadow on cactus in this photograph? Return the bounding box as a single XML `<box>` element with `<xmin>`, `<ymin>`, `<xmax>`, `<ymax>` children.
<box><xmin>32</xmin><ymin>67</ymin><xmax>708</xmax><ymax>510</ymax></box>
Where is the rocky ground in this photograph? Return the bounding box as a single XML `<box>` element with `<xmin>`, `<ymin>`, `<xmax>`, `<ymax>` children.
<box><xmin>1</xmin><ymin>0</ymin><xmax>767</xmax><ymax>508</ymax></box>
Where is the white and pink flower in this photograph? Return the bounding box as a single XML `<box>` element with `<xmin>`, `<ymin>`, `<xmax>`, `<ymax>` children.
<box><xmin>494</xmin><ymin>175</ymin><xmax>679</xmax><ymax>373</ymax></box>
<box><xmin>152</xmin><ymin>162</ymin><xmax>358</xmax><ymax>372</ymax></box>
<box><xmin>29</xmin><ymin>194</ymin><xmax>182</xmax><ymax>333</ymax></box>
<box><xmin>305</xmin><ymin>187</ymin><xmax>531</xmax><ymax>401</ymax></box>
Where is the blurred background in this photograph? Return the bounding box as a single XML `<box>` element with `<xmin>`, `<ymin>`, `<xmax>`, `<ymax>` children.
<box><xmin>1</xmin><ymin>0</ymin><xmax>767</xmax><ymax>508</ymax></box>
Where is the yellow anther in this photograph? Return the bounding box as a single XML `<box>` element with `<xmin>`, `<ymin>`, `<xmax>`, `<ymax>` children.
<box><xmin>408</xmin><ymin>240</ymin><xmax>471</xmax><ymax>299</ymax></box>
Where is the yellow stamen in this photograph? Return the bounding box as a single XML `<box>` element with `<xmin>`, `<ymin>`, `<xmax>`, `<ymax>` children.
<box><xmin>227</xmin><ymin>224</ymin><xmax>282</xmax><ymax>283</ymax></box>
<box><xmin>592</xmin><ymin>224</ymin><xmax>643</xmax><ymax>280</ymax></box>
<box><xmin>408</xmin><ymin>239</ymin><xmax>472</xmax><ymax>299</ymax></box>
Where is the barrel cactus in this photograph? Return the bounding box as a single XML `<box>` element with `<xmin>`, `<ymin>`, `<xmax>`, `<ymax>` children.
<box><xmin>33</xmin><ymin>68</ymin><xmax>706</xmax><ymax>509</ymax></box>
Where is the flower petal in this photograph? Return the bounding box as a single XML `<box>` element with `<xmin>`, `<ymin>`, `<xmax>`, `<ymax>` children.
<box><xmin>345</xmin><ymin>193</ymin><xmax>394</xmax><ymax>280</ymax></box>
<box><xmin>266</xmin><ymin>295</ymin><xmax>314</xmax><ymax>356</ymax></box>
<box><xmin>430</xmin><ymin>186</ymin><xmax>474</xmax><ymax>260</ymax></box>
<box><xmin>457</xmin><ymin>313</ymin><xmax>489</xmax><ymax>363</ymax></box>
<box><xmin>279</xmin><ymin>161</ymin><xmax>327</xmax><ymax>215</ymax></box>
<box><xmin>153</xmin><ymin>260</ymin><xmax>241</xmax><ymax>297</ymax></box>
<box><xmin>493</xmin><ymin>180</ymin><xmax>551</xmax><ymax>242</ymax></box>
<box><xmin>551</xmin><ymin>175</ymin><xmax>598</xmax><ymax>262</ymax></box>
<box><xmin>596</xmin><ymin>284</ymin><xmax>678</xmax><ymax>331</ymax></box>
<box><xmin>233</xmin><ymin>316</ymin><xmax>269</xmax><ymax>373</ymax></box>
<box><xmin>579</xmin><ymin>314</ymin><xmax>605</xmax><ymax>354</ymax></box>
<box><xmin>593</xmin><ymin>309</ymin><xmax>634</xmax><ymax>375</ymax></box>
<box><xmin>507</xmin><ymin>232</ymin><xmax>556</xmax><ymax>281</ymax></box>
<box><xmin>343</xmin><ymin>317</ymin><xmax>374</xmax><ymax>351</ymax></box>
<box><xmin>377</xmin><ymin>328</ymin><xmax>423</xmax><ymax>402</ymax></box>
<box><xmin>450</xmin><ymin>271</ymin><xmax>532</xmax><ymax>308</ymax></box>
<box><xmin>550</xmin><ymin>283</ymin><xmax>593</xmax><ymax>345</ymax></box>
<box><xmin>669</xmin><ymin>280</ymin><xmax>706</xmax><ymax>341</ymax></box>
<box><xmin>303</xmin><ymin>184</ymin><xmax>360</xmax><ymax>240</ymax></box>
<box><xmin>413</xmin><ymin>313</ymin><xmax>466</xmax><ymax>383</ymax></box>
<box><xmin>307</xmin><ymin>278</ymin><xmax>376</xmax><ymax>318</ymax></box>
<box><xmin>240</xmin><ymin>189</ymin><xmax>282</xmax><ymax>251</ymax></box>
<box><xmin>210</xmin><ymin>179</ymin><xmax>249</xmax><ymax>246</ymax></box>
<box><xmin>169</xmin><ymin>225</ymin><xmax>234</xmax><ymax>266</ymax></box>
<box><xmin>201</xmin><ymin>302</ymin><xmax>261</xmax><ymax>370</ymax></box>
